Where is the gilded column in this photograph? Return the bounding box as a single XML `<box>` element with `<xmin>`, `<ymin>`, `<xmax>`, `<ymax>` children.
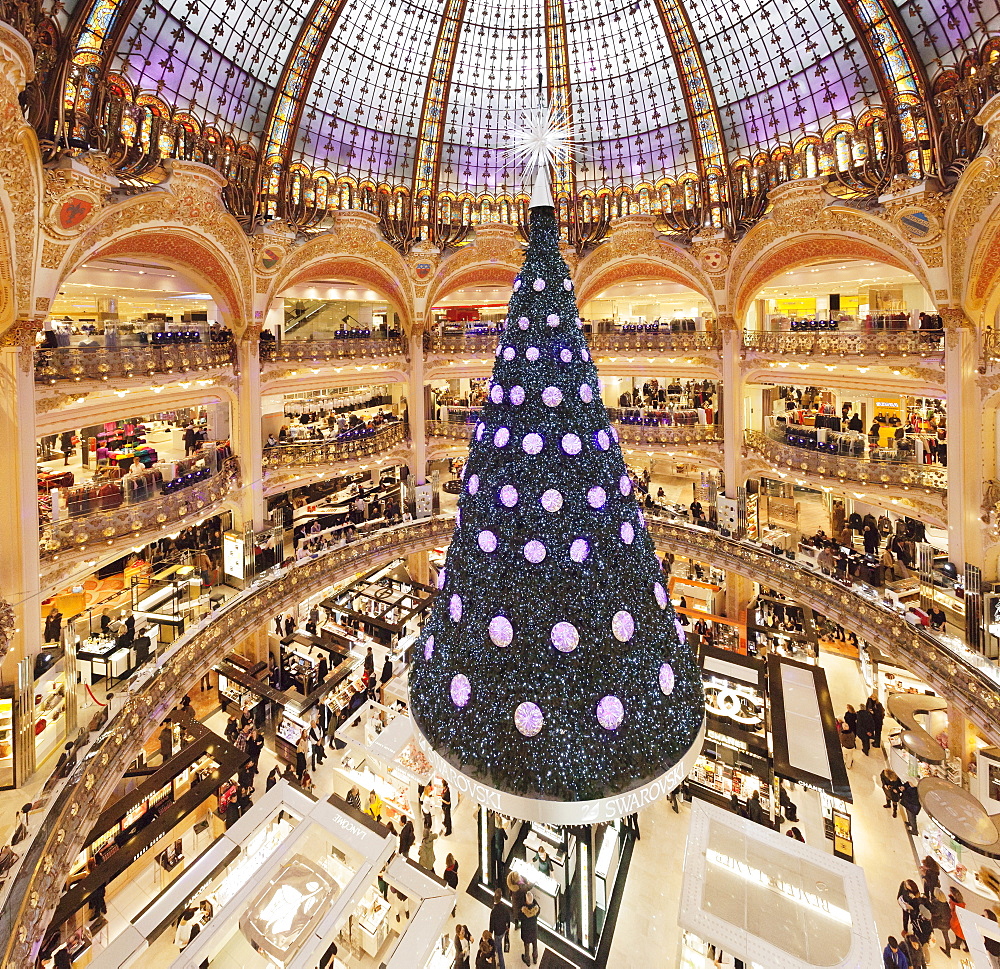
<box><xmin>235</xmin><ymin>331</ymin><xmax>266</xmax><ymax>531</ymax></box>
<box><xmin>408</xmin><ymin>328</ymin><xmax>427</xmax><ymax>485</ymax></box>
<box><xmin>718</xmin><ymin>314</ymin><xmax>743</xmax><ymax>497</ymax></box>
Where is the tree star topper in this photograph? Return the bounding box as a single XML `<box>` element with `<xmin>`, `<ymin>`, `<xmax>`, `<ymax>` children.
<box><xmin>509</xmin><ymin>106</ymin><xmax>579</xmax><ymax>173</ymax></box>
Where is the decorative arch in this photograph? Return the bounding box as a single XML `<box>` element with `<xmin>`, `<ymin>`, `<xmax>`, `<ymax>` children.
<box><xmin>967</xmin><ymin>217</ymin><xmax>1000</xmax><ymax>326</ymax></box>
<box><xmin>424</xmin><ymin>264</ymin><xmax>520</xmax><ymax>314</ymax></box>
<box><xmin>731</xmin><ymin>233</ymin><xmax>925</xmax><ymax>324</ymax></box>
<box><xmin>575</xmin><ymin>251</ymin><xmax>715</xmax><ymax>311</ymax></box>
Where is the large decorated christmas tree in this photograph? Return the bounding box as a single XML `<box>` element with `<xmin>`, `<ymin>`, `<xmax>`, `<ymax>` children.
<box><xmin>409</xmin><ymin>143</ymin><xmax>704</xmax><ymax>817</ymax></box>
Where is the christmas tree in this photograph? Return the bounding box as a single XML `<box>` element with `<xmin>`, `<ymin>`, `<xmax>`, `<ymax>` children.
<box><xmin>409</xmin><ymin>147</ymin><xmax>704</xmax><ymax>811</ymax></box>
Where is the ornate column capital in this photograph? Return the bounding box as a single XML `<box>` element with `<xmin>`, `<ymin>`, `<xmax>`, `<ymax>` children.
<box><xmin>0</xmin><ymin>317</ymin><xmax>42</xmax><ymax>372</ymax></box>
<box><xmin>716</xmin><ymin>313</ymin><xmax>737</xmax><ymax>332</ymax></box>
<box><xmin>939</xmin><ymin>306</ymin><xmax>974</xmax><ymax>330</ymax></box>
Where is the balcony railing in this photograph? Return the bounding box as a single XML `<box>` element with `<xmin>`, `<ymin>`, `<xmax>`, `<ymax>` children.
<box><xmin>426</xmin><ymin>419</ymin><xmax>721</xmax><ymax>450</ymax></box>
<box><xmin>39</xmin><ymin>457</ymin><xmax>241</xmax><ymax>562</ymax></box>
<box><xmin>426</xmin><ymin>420</ymin><xmax>473</xmax><ymax>443</ymax></box>
<box><xmin>425</xmin><ymin>330</ymin><xmax>721</xmax><ymax>357</ymax></box>
<box><xmin>743</xmin><ymin>329</ymin><xmax>944</xmax><ymax>357</ymax></box>
<box><xmin>34</xmin><ymin>341</ymin><xmax>236</xmax><ymax>383</ymax></box>
<box><xmin>263</xmin><ymin>422</ymin><xmax>407</xmax><ymax>471</ymax></box>
<box><xmin>261</xmin><ymin>337</ymin><xmax>407</xmax><ymax>366</ymax></box>
<box><xmin>745</xmin><ymin>429</ymin><xmax>947</xmax><ymax>493</ymax></box>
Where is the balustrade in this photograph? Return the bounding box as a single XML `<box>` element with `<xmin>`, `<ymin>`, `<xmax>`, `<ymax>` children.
<box><xmin>425</xmin><ymin>330</ymin><xmax>720</xmax><ymax>356</ymax></box>
<box><xmin>743</xmin><ymin>329</ymin><xmax>943</xmax><ymax>357</ymax></box>
<box><xmin>39</xmin><ymin>457</ymin><xmax>241</xmax><ymax>562</ymax></box>
<box><xmin>263</xmin><ymin>422</ymin><xmax>407</xmax><ymax>471</ymax></box>
<box><xmin>34</xmin><ymin>341</ymin><xmax>236</xmax><ymax>383</ymax></box>
<box><xmin>745</xmin><ymin>429</ymin><xmax>947</xmax><ymax>493</ymax></box>
<box><xmin>426</xmin><ymin>419</ymin><xmax>721</xmax><ymax>449</ymax></box>
<box><xmin>262</xmin><ymin>337</ymin><xmax>407</xmax><ymax>366</ymax></box>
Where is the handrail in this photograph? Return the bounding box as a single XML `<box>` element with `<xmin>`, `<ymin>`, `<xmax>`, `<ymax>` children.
<box><xmin>426</xmin><ymin>420</ymin><xmax>721</xmax><ymax>450</ymax></box>
<box><xmin>5</xmin><ymin>507</ymin><xmax>1000</xmax><ymax>964</ymax></box>
<box><xmin>39</xmin><ymin>458</ymin><xmax>242</xmax><ymax>562</ymax></box>
<box><xmin>743</xmin><ymin>329</ymin><xmax>944</xmax><ymax>357</ymax></box>
<box><xmin>0</xmin><ymin>515</ymin><xmax>455</xmax><ymax>969</ymax></box>
<box><xmin>263</xmin><ymin>422</ymin><xmax>407</xmax><ymax>471</ymax></box>
<box><xmin>34</xmin><ymin>341</ymin><xmax>236</xmax><ymax>383</ymax></box>
<box><xmin>261</xmin><ymin>337</ymin><xmax>407</xmax><ymax>366</ymax></box>
<box><xmin>745</xmin><ymin>429</ymin><xmax>947</xmax><ymax>494</ymax></box>
<box><xmin>425</xmin><ymin>330</ymin><xmax>720</xmax><ymax>356</ymax></box>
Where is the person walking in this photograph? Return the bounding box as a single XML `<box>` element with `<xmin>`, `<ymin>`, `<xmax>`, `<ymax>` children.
<box><xmin>443</xmin><ymin>853</ymin><xmax>459</xmax><ymax>889</ymax></box>
<box><xmin>843</xmin><ymin>704</ymin><xmax>858</xmax><ymax>737</ymax></box>
<box><xmin>868</xmin><ymin>693</ymin><xmax>886</xmax><ymax>747</ymax></box>
<box><xmin>398</xmin><ymin>816</ymin><xmax>415</xmax><ymax>858</ymax></box>
<box><xmin>265</xmin><ymin>766</ymin><xmax>280</xmax><ymax>791</ymax></box>
<box><xmin>309</xmin><ymin>714</ymin><xmax>326</xmax><ymax>771</ymax></box>
<box><xmin>490</xmin><ymin>888</ymin><xmax>511</xmax><ymax>969</ymax></box>
<box><xmin>855</xmin><ymin>704</ymin><xmax>876</xmax><ymax>756</ymax></box>
<box><xmin>520</xmin><ymin>891</ymin><xmax>540</xmax><ymax>966</ymax></box>
<box><xmin>441</xmin><ymin>780</ymin><xmax>453</xmax><ymax>835</ymax></box>
<box><xmin>882</xmin><ymin>937</ymin><xmax>910</xmax><ymax>969</ymax></box>
<box><xmin>838</xmin><ymin>717</ymin><xmax>857</xmax><ymax>768</ymax></box>
<box><xmin>295</xmin><ymin>728</ymin><xmax>309</xmax><ymax>780</ymax></box>
<box><xmin>881</xmin><ymin>769</ymin><xmax>904</xmax><ymax>817</ymax></box>
<box><xmin>928</xmin><ymin>888</ymin><xmax>953</xmax><ymax>956</ymax></box>
<box><xmin>897</xmin><ymin>879</ymin><xmax>921</xmax><ymax>935</ymax></box>
<box><xmin>418</xmin><ymin>824</ymin><xmax>437</xmax><ymax>872</ymax></box>
<box><xmin>950</xmin><ymin>886</ymin><xmax>969</xmax><ymax>952</ymax></box>
<box><xmin>919</xmin><ymin>856</ymin><xmax>940</xmax><ymax>898</ymax></box>
<box><xmin>900</xmin><ymin>782</ymin><xmax>921</xmax><ymax>835</ymax></box>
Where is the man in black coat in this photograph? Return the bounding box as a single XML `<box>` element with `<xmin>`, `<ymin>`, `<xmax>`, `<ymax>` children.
<box><xmin>867</xmin><ymin>693</ymin><xmax>886</xmax><ymax>746</ymax></box>
<box><xmin>398</xmin><ymin>816</ymin><xmax>415</xmax><ymax>858</ymax></box>
<box><xmin>855</xmin><ymin>706</ymin><xmax>876</xmax><ymax>756</ymax></box>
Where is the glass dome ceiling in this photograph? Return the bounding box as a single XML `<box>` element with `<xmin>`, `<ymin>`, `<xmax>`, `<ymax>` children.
<box><xmin>65</xmin><ymin>0</ymin><xmax>1000</xmax><ymax>201</ymax></box>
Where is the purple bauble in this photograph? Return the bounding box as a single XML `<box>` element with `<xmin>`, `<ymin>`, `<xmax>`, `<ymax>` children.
<box><xmin>658</xmin><ymin>663</ymin><xmax>675</xmax><ymax>696</ymax></box>
<box><xmin>510</xmin><ymin>385</ymin><xmax>525</xmax><ymax>406</ymax></box>
<box><xmin>499</xmin><ymin>485</ymin><xmax>519</xmax><ymax>507</ymax></box>
<box><xmin>587</xmin><ymin>486</ymin><xmax>607</xmax><ymax>509</ymax></box>
<box><xmin>490</xmin><ymin>384</ymin><xmax>504</xmax><ymax>404</ymax></box>
<box><xmin>523</xmin><ymin>540</ymin><xmax>547</xmax><ymax>563</ymax></box>
<box><xmin>478</xmin><ymin>529</ymin><xmax>498</xmax><ymax>553</ymax></box>
<box><xmin>597</xmin><ymin>695</ymin><xmax>624</xmax><ymax>730</ymax></box>
<box><xmin>526</xmin><ymin>347</ymin><xmax>539</xmax><ymax>361</ymax></box>
<box><xmin>581</xmin><ymin>349</ymin><xmax>590</xmax><ymax>362</ymax></box>
<box><xmin>489</xmin><ymin>615</ymin><xmax>514</xmax><ymax>647</ymax></box>
<box><xmin>570</xmin><ymin>538</ymin><xmax>590</xmax><ymax>563</ymax></box>
<box><xmin>541</xmin><ymin>489</ymin><xmax>563</xmax><ymax>512</ymax></box>
<box><xmin>494</xmin><ymin>427</ymin><xmax>510</xmax><ymax>448</ymax></box>
<box><xmin>611</xmin><ymin>426</ymin><xmax>620</xmax><ymax>443</ymax></box>
<box><xmin>450</xmin><ymin>595</ymin><xmax>463</xmax><ymax>622</ymax></box>
<box><xmin>674</xmin><ymin>617</ymin><xmax>686</xmax><ymax>644</ymax></box>
<box><xmin>467</xmin><ymin>474</ymin><xmax>479</xmax><ymax>496</ymax></box>
<box><xmin>561</xmin><ymin>433</ymin><xmax>582</xmax><ymax>455</ymax></box>
<box><xmin>495</xmin><ymin>345</ymin><xmax>502</xmax><ymax>358</ymax></box>
<box><xmin>476</xmin><ymin>423</ymin><xmax>484</xmax><ymax>441</ymax></box>
<box><xmin>559</xmin><ymin>348</ymin><xmax>573</xmax><ymax>363</ymax></box>
<box><xmin>563</xmin><ymin>278</ymin><xmax>573</xmax><ymax>291</ymax></box>
<box><xmin>424</xmin><ymin>635</ymin><xmax>434</xmax><ymax>661</ymax></box>
<box><xmin>595</xmin><ymin>429</ymin><xmax>610</xmax><ymax>451</ymax></box>
<box><xmin>612</xmin><ymin>610</ymin><xmax>635</xmax><ymax>642</ymax></box>
<box><xmin>503</xmin><ymin>346</ymin><xmax>515</xmax><ymax>361</ymax></box>
<box><xmin>513</xmin><ymin>278</ymin><xmax>522</xmax><ymax>292</ymax></box>
<box><xmin>546</xmin><ymin>313</ymin><xmax>560</xmax><ymax>327</ymax></box>
<box><xmin>515</xmin><ymin>701</ymin><xmax>544</xmax><ymax>737</ymax></box>
<box><xmin>654</xmin><ymin>582</ymin><xmax>667</xmax><ymax>609</ymax></box>
<box><xmin>620</xmin><ymin>522</ymin><xmax>635</xmax><ymax>544</ymax></box>
<box><xmin>522</xmin><ymin>433</ymin><xmax>543</xmax><ymax>454</ymax></box>
<box><xmin>451</xmin><ymin>674</ymin><xmax>472</xmax><ymax>708</ymax></box>
<box><xmin>580</xmin><ymin>384</ymin><xmax>593</xmax><ymax>403</ymax></box>
<box><xmin>437</xmin><ymin>568</ymin><xmax>447</xmax><ymax>589</ymax></box>
<box><xmin>619</xmin><ymin>474</ymin><xmax>633</xmax><ymax>496</ymax></box>
<box><xmin>518</xmin><ymin>317</ymin><xmax>530</xmax><ymax>330</ymax></box>
<box><xmin>542</xmin><ymin>386</ymin><xmax>563</xmax><ymax>407</ymax></box>
<box><xmin>533</xmin><ymin>278</ymin><xmax>546</xmax><ymax>291</ymax></box>
<box><xmin>551</xmin><ymin>621</ymin><xmax>579</xmax><ymax>652</ymax></box>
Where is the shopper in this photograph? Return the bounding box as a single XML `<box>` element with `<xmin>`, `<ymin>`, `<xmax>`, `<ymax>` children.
<box><xmin>786</xmin><ymin>827</ymin><xmax>805</xmax><ymax>842</ymax></box>
<box><xmin>399</xmin><ymin>816</ymin><xmax>415</xmax><ymax>857</ymax></box>
<box><xmin>43</xmin><ymin>607</ymin><xmax>62</xmax><ymax>645</ymax></box>
<box><xmin>983</xmin><ymin>909</ymin><xmax>1000</xmax><ymax>969</ymax></box>
<box><xmin>918</xmin><ymin>855</ymin><xmax>940</xmax><ymax>899</ymax></box>
<box><xmin>507</xmin><ymin>871</ymin><xmax>526</xmax><ymax>931</ymax></box>
<box><xmin>900</xmin><ymin>934</ymin><xmax>926</xmax><ymax>969</ymax></box>
<box><xmin>928</xmin><ymin>888</ymin><xmax>953</xmax><ymax>956</ymax></box>
<box><xmin>843</xmin><ymin>704</ymin><xmax>858</xmax><ymax>736</ymax></box>
<box><xmin>899</xmin><ymin>782</ymin><xmax>921</xmax><ymax>835</ymax></box>
<box><xmin>949</xmin><ymin>886</ymin><xmax>969</xmax><ymax>952</ymax></box>
<box><xmin>838</xmin><ymin>717</ymin><xmax>857</xmax><ymax>768</ymax></box>
<box><xmin>442</xmin><ymin>780</ymin><xmax>453</xmax><ymax>835</ymax></box>
<box><xmin>265</xmin><ymin>766</ymin><xmax>280</xmax><ymax>791</ymax></box>
<box><xmin>867</xmin><ymin>693</ymin><xmax>886</xmax><ymax>746</ymax></box>
<box><xmin>309</xmin><ymin>714</ymin><xmax>326</xmax><ymax>770</ymax></box>
<box><xmin>418</xmin><ymin>824</ymin><xmax>437</xmax><ymax>871</ymax></box>
<box><xmin>365</xmin><ymin>790</ymin><xmax>383</xmax><ymax>823</ymax></box>
<box><xmin>295</xmin><ymin>728</ymin><xmax>309</xmax><ymax>780</ymax></box>
<box><xmin>882</xmin><ymin>937</ymin><xmax>909</xmax><ymax>969</ymax></box>
<box><xmin>346</xmin><ymin>785</ymin><xmax>362</xmax><ymax>810</ymax></box>
<box><xmin>855</xmin><ymin>704</ymin><xmax>876</xmax><ymax>756</ymax></box>
<box><xmin>747</xmin><ymin>790</ymin><xmax>765</xmax><ymax>825</ymax></box>
<box><xmin>476</xmin><ymin>933</ymin><xmax>499</xmax><ymax>969</ymax></box>
<box><xmin>520</xmin><ymin>891</ymin><xmax>540</xmax><ymax>966</ymax></box>
<box><xmin>881</xmin><ymin>769</ymin><xmax>904</xmax><ymax>817</ymax></box>
<box><xmin>88</xmin><ymin>883</ymin><xmax>107</xmax><ymax>920</ymax></box>
<box><xmin>380</xmin><ymin>654</ymin><xmax>394</xmax><ymax>702</ymax></box>
<box><xmin>173</xmin><ymin>908</ymin><xmax>200</xmax><ymax>951</ymax></box>
<box><xmin>492</xmin><ymin>821</ymin><xmax>508</xmax><ymax>884</ymax></box>
<box><xmin>159</xmin><ymin>720</ymin><xmax>174</xmax><ymax>764</ymax></box>
<box><xmin>453</xmin><ymin>924</ymin><xmax>472</xmax><ymax>969</ymax></box>
<box><xmin>490</xmin><ymin>888</ymin><xmax>511</xmax><ymax>968</ymax></box>
<box><xmin>897</xmin><ymin>879</ymin><xmax>921</xmax><ymax>935</ymax></box>
<box><xmin>443</xmin><ymin>852</ymin><xmax>459</xmax><ymax>889</ymax></box>
<box><xmin>364</xmin><ymin>646</ymin><xmax>375</xmax><ymax>676</ymax></box>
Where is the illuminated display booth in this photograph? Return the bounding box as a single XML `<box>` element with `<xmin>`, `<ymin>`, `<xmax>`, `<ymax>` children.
<box><xmin>678</xmin><ymin>802</ymin><xmax>880</xmax><ymax>969</ymax></box>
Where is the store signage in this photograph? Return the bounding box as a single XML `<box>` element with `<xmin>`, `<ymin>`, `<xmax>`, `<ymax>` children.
<box><xmin>414</xmin><ymin>717</ymin><xmax>706</xmax><ymax>824</ymax></box>
<box><xmin>223</xmin><ymin>531</ymin><xmax>245</xmax><ymax>579</ymax></box>
<box><xmin>706</xmin><ymin>849</ymin><xmax>852</xmax><ymax>925</ymax></box>
<box><xmin>874</xmin><ymin>398</ymin><xmax>901</xmax><ymax>411</ymax></box>
<box><xmin>704</xmin><ymin>684</ymin><xmax>765</xmax><ymax>726</ymax></box>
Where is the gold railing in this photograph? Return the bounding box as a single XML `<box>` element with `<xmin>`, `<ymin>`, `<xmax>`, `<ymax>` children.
<box><xmin>34</xmin><ymin>341</ymin><xmax>236</xmax><ymax>383</ymax></box>
<box><xmin>743</xmin><ymin>330</ymin><xmax>944</xmax><ymax>357</ymax></box>
<box><xmin>745</xmin><ymin>429</ymin><xmax>947</xmax><ymax>494</ymax></box>
<box><xmin>426</xmin><ymin>420</ymin><xmax>722</xmax><ymax>450</ymax></box>
<box><xmin>425</xmin><ymin>330</ymin><xmax>721</xmax><ymax>356</ymax></box>
<box><xmin>261</xmin><ymin>337</ymin><xmax>407</xmax><ymax>367</ymax></box>
<box><xmin>39</xmin><ymin>458</ymin><xmax>241</xmax><ymax>566</ymax></box>
<box><xmin>263</xmin><ymin>423</ymin><xmax>407</xmax><ymax>472</ymax></box>
<box><xmin>0</xmin><ymin>515</ymin><xmax>455</xmax><ymax>969</ymax></box>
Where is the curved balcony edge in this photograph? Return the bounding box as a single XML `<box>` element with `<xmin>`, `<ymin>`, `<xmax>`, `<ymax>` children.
<box><xmin>260</xmin><ymin>337</ymin><xmax>408</xmax><ymax>368</ymax></box>
<box><xmin>0</xmin><ymin>515</ymin><xmax>455</xmax><ymax>969</ymax></box>
<box><xmin>742</xmin><ymin>329</ymin><xmax>945</xmax><ymax>358</ymax></box>
<box><xmin>426</xmin><ymin>420</ymin><xmax>723</xmax><ymax>450</ymax></box>
<box><xmin>33</xmin><ymin>342</ymin><xmax>237</xmax><ymax>383</ymax></box>
<box><xmin>263</xmin><ymin>422</ymin><xmax>408</xmax><ymax>473</ymax></box>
